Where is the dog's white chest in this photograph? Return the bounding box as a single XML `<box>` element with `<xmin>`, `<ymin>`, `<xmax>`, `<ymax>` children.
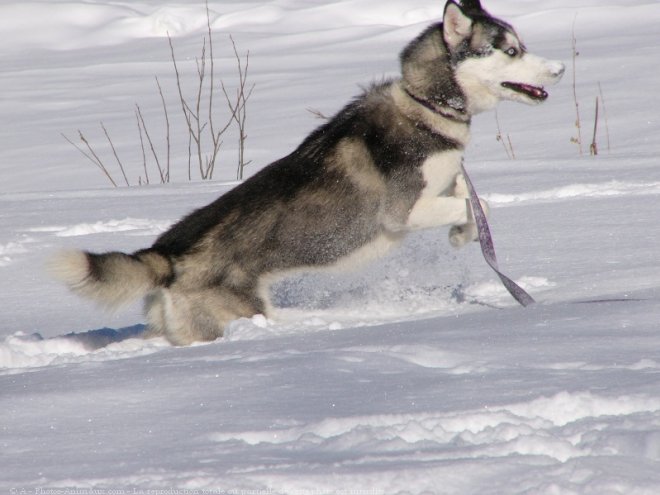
<box><xmin>419</xmin><ymin>150</ymin><xmax>463</xmax><ymax>197</ymax></box>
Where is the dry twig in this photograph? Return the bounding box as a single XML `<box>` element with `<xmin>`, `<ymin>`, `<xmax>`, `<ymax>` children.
<box><xmin>494</xmin><ymin>109</ymin><xmax>515</xmax><ymax>160</ymax></box>
<box><xmin>571</xmin><ymin>15</ymin><xmax>583</xmax><ymax>155</ymax></box>
<box><xmin>589</xmin><ymin>96</ymin><xmax>599</xmax><ymax>156</ymax></box>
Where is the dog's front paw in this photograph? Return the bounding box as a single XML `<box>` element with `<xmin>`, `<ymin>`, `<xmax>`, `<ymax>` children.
<box><xmin>448</xmin><ymin>223</ymin><xmax>478</xmax><ymax>248</ymax></box>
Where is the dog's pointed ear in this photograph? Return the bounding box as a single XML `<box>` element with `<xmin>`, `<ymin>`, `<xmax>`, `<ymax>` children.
<box><xmin>443</xmin><ymin>1</ymin><xmax>473</xmax><ymax>51</ymax></box>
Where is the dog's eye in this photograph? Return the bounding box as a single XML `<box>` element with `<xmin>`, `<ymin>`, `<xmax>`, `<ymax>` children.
<box><xmin>505</xmin><ymin>47</ymin><xmax>518</xmax><ymax>57</ymax></box>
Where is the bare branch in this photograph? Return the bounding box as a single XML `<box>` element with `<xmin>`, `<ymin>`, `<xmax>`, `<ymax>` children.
<box><xmin>307</xmin><ymin>107</ymin><xmax>329</xmax><ymax>120</ymax></box>
<box><xmin>506</xmin><ymin>134</ymin><xmax>516</xmax><ymax>160</ymax></box>
<box><xmin>206</xmin><ymin>0</ymin><xmax>217</xmax><ymax>149</ymax></box>
<box><xmin>598</xmin><ymin>82</ymin><xmax>611</xmax><ymax>153</ymax></box>
<box><xmin>221</xmin><ymin>35</ymin><xmax>254</xmax><ymax>180</ymax></box>
<box><xmin>495</xmin><ymin>109</ymin><xmax>513</xmax><ymax>160</ymax></box>
<box><xmin>168</xmin><ymin>33</ymin><xmax>194</xmax><ymax>136</ymax></box>
<box><xmin>155</xmin><ymin>76</ymin><xmax>171</xmax><ymax>182</ymax></box>
<box><xmin>135</xmin><ymin>110</ymin><xmax>149</xmax><ymax>185</ymax></box>
<box><xmin>61</xmin><ymin>132</ymin><xmax>118</xmax><ymax>187</ymax></box>
<box><xmin>66</xmin><ymin>6</ymin><xmax>253</xmax><ymax>186</ymax></box>
<box><xmin>100</xmin><ymin>122</ymin><xmax>130</xmax><ymax>186</ymax></box>
<box><xmin>136</xmin><ymin>104</ymin><xmax>165</xmax><ymax>183</ymax></box>
<box><xmin>187</xmin><ymin>129</ymin><xmax>193</xmax><ymax>181</ymax></box>
<box><xmin>571</xmin><ymin>15</ymin><xmax>583</xmax><ymax>155</ymax></box>
<box><xmin>590</xmin><ymin>96</ymin><xmax>599</xmax><ymax>156</ymax></box>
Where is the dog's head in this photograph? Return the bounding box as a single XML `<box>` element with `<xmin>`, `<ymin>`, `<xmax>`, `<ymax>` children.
<box><xmin>401</xmin><ymin>0</ymin><xmax>565</xmax><ymax>116</ymax></box>
<box><xmin>448</xmin><ymin>0</ymin><xmax>565</xmax><ymax>113</ymax></box>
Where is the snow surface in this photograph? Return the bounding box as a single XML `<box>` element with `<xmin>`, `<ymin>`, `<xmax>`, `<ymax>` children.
<box><xmin>2</xmin><ymin>0</ymin><xmax>660</xmax><ymax>493</ymax></box>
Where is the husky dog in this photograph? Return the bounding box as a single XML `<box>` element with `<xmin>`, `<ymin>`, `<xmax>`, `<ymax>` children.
<box><xmin>52</xmin><ymin>0</ymin><xmax>564</xmax><ymax>345</ymax></box>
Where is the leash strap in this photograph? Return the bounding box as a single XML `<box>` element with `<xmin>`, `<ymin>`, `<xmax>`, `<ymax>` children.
<box><xmin>460</xmin><ymin>163</ymin><xmax>536</xmax><ymax>307</ymax></box>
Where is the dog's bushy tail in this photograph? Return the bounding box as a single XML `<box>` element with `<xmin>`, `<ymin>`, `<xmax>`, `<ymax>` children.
<box><xmin>49</xmin><ymin>249</ymin><xmax>173</xmax><ymax>309</ymax></box>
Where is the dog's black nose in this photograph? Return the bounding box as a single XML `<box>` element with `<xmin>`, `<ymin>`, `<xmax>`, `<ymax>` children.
<box><xmin>553</xmin><ymin>63</ymin><xmax>566</xmax><ymax>78</ymax></box>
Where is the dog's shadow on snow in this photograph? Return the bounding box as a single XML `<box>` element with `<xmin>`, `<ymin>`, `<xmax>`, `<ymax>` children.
<box><xmin>59</xmin><ymin>324</ymin><xmax>149</xmax><ymax>351</ymax></box>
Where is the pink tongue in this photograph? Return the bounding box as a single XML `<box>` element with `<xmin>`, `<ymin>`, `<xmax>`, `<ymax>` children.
<box><xmin>502</xmin><ymin>81</ymin><xmax>548</xmax><ymax>100</ymax></box>
<box><xmin>520</xmin><ymin>84</ymin><xmax>547</xmax><ymax>99</ymax></box>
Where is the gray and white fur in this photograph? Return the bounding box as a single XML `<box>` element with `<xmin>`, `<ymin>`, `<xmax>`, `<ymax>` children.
<box><xmin>51</xmin><ymin>0</ymin><xmax>564</xmax><ymax>345</ymax></box>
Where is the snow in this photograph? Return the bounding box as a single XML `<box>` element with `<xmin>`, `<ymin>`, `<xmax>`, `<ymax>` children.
<box><xmin>2</xmin><ymin>0</ymin><xmax>660</xmax><ymax>493</ymax></box>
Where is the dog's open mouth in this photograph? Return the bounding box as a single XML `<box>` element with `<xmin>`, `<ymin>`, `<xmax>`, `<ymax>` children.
<box><xmin>501</xmin><ymin>82</ymin><xmax>548</xmax><ymax>101</ymax></box>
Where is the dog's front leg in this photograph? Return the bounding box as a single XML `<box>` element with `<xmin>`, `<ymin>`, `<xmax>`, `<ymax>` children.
<box><xmin>447</xmin><ymin>173</ymin><xmax>489</xmax><ymax>248</ymax></box>
<box><xmin>406</xmin><ymin>195</ymin><xmax>473</xmax><ymax>230</ymax></box>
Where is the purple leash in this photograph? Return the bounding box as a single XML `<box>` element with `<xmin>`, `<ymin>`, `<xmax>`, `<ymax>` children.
<box><xmin>460</xmin><ymin>163</ymin><xmax>536</xmax><ymax>307</ymax></box>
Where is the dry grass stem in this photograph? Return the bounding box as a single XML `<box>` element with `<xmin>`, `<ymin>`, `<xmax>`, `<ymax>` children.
<box><xmin>571</xmin><ymin>15</ymin><xmax>583</xmax><ymax>155</ymax></box>
<box><xmin>598</xmin><ymin>82</ymin><xmax>611</xmax><ymax>153</ymax></box>
<box><xmin>494</xmin><ymin>109</ymin><xmax>515</xmax><ymax>160</ymax></box>
<box><xmin>590</xmin><ymin>96</ymin><xmax>599</xmax><ymax>156</ymax></box>
<box><xmin>100</xmin><ymin>123</ymin><xmax>129</xmax><ymax>186</ymax></box>
<box><xmin>61</xmin><ymin>131</ymin><xmax>118</xmax><ymax>187</ymax></box>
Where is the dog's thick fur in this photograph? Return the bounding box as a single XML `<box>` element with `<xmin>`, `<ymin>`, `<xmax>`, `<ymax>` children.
<box><xmin>52</xmin><ymin>0</ymin><xmax>564</xmax><ymax>345</ymax></box>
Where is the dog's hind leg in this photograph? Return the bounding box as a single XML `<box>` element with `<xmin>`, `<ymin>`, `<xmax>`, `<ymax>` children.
<box><xmin>145</xmin><ymin>286</ymin><xmax>264</xmax><ymax>345</ymax></box>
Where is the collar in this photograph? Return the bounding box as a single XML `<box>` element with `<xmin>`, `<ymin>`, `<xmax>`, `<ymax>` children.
<box><xmin>403</xmin><ymin>88</ymin><xmax>471</xmax><ymax>124</ymax></box>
